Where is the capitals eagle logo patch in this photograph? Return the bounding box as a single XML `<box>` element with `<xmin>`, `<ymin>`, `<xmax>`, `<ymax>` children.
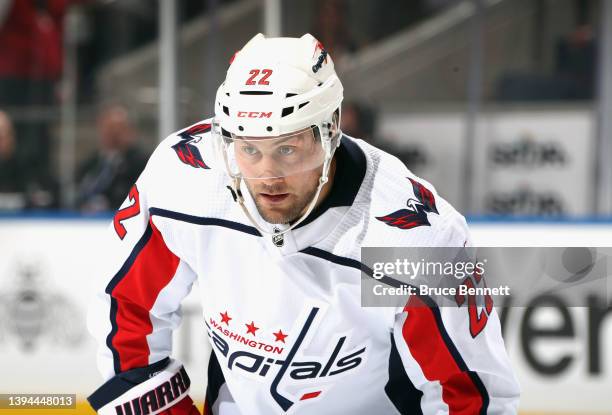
<box><xmin>172</xmin><ymin>123</ymin><xmax>211</xmax><ymax>169</ymax></box>
<box><xmin>376</xmin><ymin>177</ymin><xmax>439</xmax><ymax>230</ymax></box>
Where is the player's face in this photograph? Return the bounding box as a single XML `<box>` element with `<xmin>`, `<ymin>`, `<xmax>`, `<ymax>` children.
<box><xmin>244</xmin><ymin>166</ymin><xmax>323</xmax><ymax>224</ymax></box>
<box><xmin>237</xmin><ymin>128</ymin><xmax>332</xmax><ymax>224</ymax></box>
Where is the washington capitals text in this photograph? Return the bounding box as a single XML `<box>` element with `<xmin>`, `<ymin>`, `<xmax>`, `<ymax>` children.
<box><xmin>205</xmin><ymin>307</ymin><xmax>366</xmax><ymax>412</ymax></box>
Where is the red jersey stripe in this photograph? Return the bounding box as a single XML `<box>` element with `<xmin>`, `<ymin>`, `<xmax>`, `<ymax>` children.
<box><xmin>402</xmin><ymin>295</ymin><xmax>485</xmax><ymax>414</ymax></box>
<box><xmin>110</xmin><ymin>220</ymin><xmax>180</xmax><ymax>372</ymax></box>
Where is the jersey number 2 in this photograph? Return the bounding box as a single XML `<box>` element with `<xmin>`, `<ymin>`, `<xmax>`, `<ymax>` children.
<box><xmin>455</xmin><ymin>270</ymin><xmax>494</xmax><ymax>338</ymax></box>
<box><xmin>114</xmin><ymin>185</ymin><xmax>141</xmax><ymax>240</ymax></box>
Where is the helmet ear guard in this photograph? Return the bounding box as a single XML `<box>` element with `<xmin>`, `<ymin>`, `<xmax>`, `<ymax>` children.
<box><xmin>322</xmin><ymin>108</ymin><xmax>342</xmax><ymax>147</ymax></box>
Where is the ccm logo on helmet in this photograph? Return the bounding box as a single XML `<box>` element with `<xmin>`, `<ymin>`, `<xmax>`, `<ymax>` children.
<box><xmin>237</xmin><ymin>111</ymin><xmax>272</xmax><ymax>118</ymax></box>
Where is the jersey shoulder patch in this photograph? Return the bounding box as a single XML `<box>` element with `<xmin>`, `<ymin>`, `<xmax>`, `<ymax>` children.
<box><xmin>171</xmin><ymin>122</ymin><xmax>211</xmax><ymax>169</ymax></box>
<box><xmin>376</xmin><ymin>177</ymin><xmax>439</xmax><ymax>230</ymax></box>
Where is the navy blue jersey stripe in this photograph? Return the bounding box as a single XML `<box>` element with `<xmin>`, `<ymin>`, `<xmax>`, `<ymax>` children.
<box><xmin>300</xmin><ymin>246</ymin><xmax>404</xmax><ymax>289</ymax></box>
<box><xmin>205</xmin><ymin>352</ymin><xmax>227</xmax><ymax>414</ymax></box>
<box><xmin>386</xmin><ymin>334</ymin><xmax>424</xmax><ymax>415</ymax></box>
<box><xmin>300</xmin><ymin>246</ymin><xmax>364</xmax><ymax>270</ymax></box>
<box><xmin>470</xmin><ymin>370</ymin><xmax>491</xmax><ymax>415</ymax></box>
<box><xmin>106</xmin><ymin>297</ymin><xmax>120</xmax><ymax>375</ymax></box>
<box><xmin>149</xmin><ymin>207</ymin><xmax>261</xmax><ymax>236</ymax></box>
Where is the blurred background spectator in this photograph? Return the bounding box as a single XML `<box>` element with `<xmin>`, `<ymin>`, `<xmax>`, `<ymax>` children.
<box><xmin>76</xmin><ymin>105</ymin><xmax>146</xmax><ymax>212</ymax></box>
<box><xmin>342</xmin><ymin>101</ymin><xmax>427</xmax><ymax>173</ymax></box>
<box><xmin>0</xmin><ymin>0</ymin><xmax>81</xmax><ymax>185</ymax></box>
<box><xmin>0</xmin><ymin>0</ymin><xmax>72</xmax><ymax>103</ymax></box>
<box><xmin>0</xmin><ymin>111</ymin><xmax>25</xmax><ymax>198</ymax></box>
<box><xmin>496</xmin><ymin>0</ymin><xmax>596</xmax><ymax>101</ymax></box>
<box><xmin>0</xmin><ymin>110</ymin><xmax>58</xmax><ymax>210</ymax></box>
<box><xmin>554</xmin><ymin>0</ymin><xmax>596</xmax><ymax>99</ymax></box>
<box><xmin>341</xmin><ymin>101</ymin><xmax>376</xmax><ymax>141</ymax></box>
<box><xmin>313</xmin><ymin>0</ymin><xmax>357</xmax><ymax>62</ymax></box>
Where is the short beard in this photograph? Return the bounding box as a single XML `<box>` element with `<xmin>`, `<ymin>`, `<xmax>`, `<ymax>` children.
<box><xmin>245</xmin><ymin>179</ymin><xmax>320</xmax><ymax>225</ymax></box>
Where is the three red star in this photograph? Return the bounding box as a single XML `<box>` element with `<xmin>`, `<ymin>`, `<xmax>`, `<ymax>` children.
<box><xmin>245</xmin><ymin>321</ymin><xmax>259</xmax><ymax>335</ymax></box>
<box><xmin>220</xmin><ymin>311</ymin><xmax>232</xmax><ymax>325</ymax></box>
<box><xmin>218</xmin><ymin>311</ymin><xmax>288</xmax><ymax>342</ymax></box>
<box><xmin>273</xmin><ymin>329</ymin><xmax>288</xmax><ymax>343</ymax></box>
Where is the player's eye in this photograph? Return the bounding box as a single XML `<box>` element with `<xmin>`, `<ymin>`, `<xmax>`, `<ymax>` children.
<box><xmin>277</xmin><ymin>146</ymin><xmax>296</xmax><ymax>156</ymax></box>
<box><xmin>241</xmin><ymin>145</ymin><xmax>259</xmax><ymax>156</ymax></box>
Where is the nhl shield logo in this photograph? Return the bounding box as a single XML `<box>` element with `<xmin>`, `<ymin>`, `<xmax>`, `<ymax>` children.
<box><xmin>272</xmin><ymin>227</ymin><xmax>284</xmax><ymax>247</ymax></box>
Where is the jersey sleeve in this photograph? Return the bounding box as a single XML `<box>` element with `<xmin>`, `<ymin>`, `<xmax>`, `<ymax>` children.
<box><xmin>87</xmin><ymin>151</ymin><xmax>198</xmax><ymax>381</ymax></box>
<box><xmin>391</xmin><ymin>214</ymin><xmax>521</xmax><ymax>414</ymax></box>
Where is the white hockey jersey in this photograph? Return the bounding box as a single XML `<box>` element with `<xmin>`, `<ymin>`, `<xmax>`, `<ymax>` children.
<box><xmin>87</xmin><ymin>120</ymin><xmax>520</xmax><ymax>415</ymax></box>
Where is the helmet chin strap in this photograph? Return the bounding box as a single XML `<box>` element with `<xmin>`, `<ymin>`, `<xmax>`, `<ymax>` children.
<box><xmin>230</xmin><ymin>153</ymin><xmax>333</xmax><ymax>238</ymax></box>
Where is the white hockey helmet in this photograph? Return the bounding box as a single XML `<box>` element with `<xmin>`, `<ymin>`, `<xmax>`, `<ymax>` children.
<box><xmin>212</xmin><ymin>33</ymin><xmax>344</xmax><ymax>234</ymax></box>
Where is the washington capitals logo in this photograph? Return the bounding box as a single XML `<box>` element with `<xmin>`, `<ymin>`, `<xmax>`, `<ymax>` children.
<box><xmin>376</xmin><ymin>178</ymin><xmax>439</xmax><ymax>229</ymax></box>
<box><xmin>206</xmin><ymin>307</ymin><xmax>367</xmax><ymax>412</ymax></box>
<box><xmin>172</xmin><ymin>123</ymin><xmax>211</xmax><ymax>169</ymax></box>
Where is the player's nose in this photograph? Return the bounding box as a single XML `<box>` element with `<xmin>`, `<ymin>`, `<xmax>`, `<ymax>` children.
<box><xmin>256</xmin><ymin>153</ymin><xmax>285</xmax><ymax>179</ymax></box>
<box><xmin>258</xmin><ymin>175</ymin><xmax>286</xmax><ymax>191</ymax></box>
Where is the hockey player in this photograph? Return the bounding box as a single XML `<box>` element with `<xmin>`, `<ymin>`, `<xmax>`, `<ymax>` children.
<box><xmin>87</xmin><ymin>33</ymin><xmax>520</xmax><ymax>415</ymax></box>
